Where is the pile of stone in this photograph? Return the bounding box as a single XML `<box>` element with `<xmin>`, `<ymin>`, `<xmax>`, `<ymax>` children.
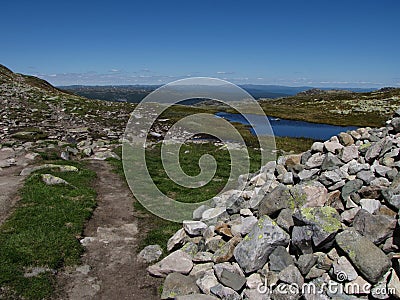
<box><xmin>147</xmin><ymin>112</ymin><xmax>400</xmax><ymax>299</ymax></box>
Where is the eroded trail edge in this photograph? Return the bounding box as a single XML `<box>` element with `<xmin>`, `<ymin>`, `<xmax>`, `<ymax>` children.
<box><xmin>57</xmin><ymin>160</ymin><xmax>161</xmax><ymax>300</ymax></box>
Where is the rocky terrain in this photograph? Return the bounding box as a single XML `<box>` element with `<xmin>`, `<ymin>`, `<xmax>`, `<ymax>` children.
<box><xmin>0</xmin><ymin>64</ymin><xmax>133</xmax><ymax>144</ymax></box>
<box><xmin>146</xmin><ymin>113</ymin><xmax>400</xmax><ymax>299</ymax></box>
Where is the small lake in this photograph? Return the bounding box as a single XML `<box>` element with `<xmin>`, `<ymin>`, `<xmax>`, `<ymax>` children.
<box><xmin>215</xmin><ymin>112</ymin><xmax>358</xmax><ymax>140</ymax></box>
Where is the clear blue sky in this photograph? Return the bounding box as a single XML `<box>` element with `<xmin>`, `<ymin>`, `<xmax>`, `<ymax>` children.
<box><xmin>1</xmin><ymin>0</ymin><xmax>399</xmax><ymax>87</ymax></box>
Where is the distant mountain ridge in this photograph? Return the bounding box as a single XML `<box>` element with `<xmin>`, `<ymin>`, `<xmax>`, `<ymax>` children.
<box><xmin>60</xmin><ymin>84</ymin><xmax>377</xmax><ymax>103</ymax></box>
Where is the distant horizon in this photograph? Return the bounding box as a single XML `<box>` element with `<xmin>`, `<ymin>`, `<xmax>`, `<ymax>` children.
<box><xmin>55</xmin><ymin>82</ymin><xmax>379</xmax><ymax>91</ymax></box>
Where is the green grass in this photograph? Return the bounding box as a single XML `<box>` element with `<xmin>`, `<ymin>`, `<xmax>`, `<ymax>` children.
<box><xmin>107</xmin><ymin>133</ymin><xmax>313</xmax><ymax>255</ymax></box>
<box><xmin>0</xmin><ymin>161</ymin><xmax>97</xmax><ymax>299</ymax></box>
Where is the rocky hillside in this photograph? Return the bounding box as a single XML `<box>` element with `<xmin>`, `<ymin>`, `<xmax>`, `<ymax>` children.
<box><xmin>259</xmin><ymin>87</ymin><xmax>400</xmax><ymax>127</ymax></box>
<box><xmin>147</xmin><ymin>113</ymin><xmax>400</xmax><ymax>299</ymax></box>
<box><xmin>0</xmin><ymin>64</ymin><xmax>133</xmax><ymax>144</ymax></box>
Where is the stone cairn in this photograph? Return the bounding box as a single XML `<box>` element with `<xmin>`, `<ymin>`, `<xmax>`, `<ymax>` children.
<box><xmin>146</xmin><ymin>111</ymin><xmax>400</xmax><ymax>300</ymax></box>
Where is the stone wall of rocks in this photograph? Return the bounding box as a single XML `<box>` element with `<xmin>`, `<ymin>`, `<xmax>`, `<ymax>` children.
<box><xmin>147</xmin><ymin>112</ymin><xmax>400</xmax><ymax>300</ymax></box>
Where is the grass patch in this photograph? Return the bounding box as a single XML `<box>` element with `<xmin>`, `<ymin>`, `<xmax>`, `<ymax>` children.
<box><xmin>0</xmin><ymin>161</ymin><xmax>96</xmax><ymax>299</ymax></box>
<box><xmin>275</xmin><ymin>136</ymin><xmax>316</xmax><ymax>154</ymax></box>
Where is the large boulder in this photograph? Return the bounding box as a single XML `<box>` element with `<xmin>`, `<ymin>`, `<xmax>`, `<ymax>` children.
<box><xmin>234</xmin><ymin>215</ymin><xmax>290</xmax><ymax>273</ymax></box>
<box><xmin>336</xmin><ymin>229</ymin><xmax>391</xmax><ymax>284</ymax></box>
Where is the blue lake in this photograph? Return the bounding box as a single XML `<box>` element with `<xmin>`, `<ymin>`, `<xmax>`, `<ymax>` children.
<box><xmin>215</xmin><ymin>112</ymin><xmax>358</xmax><ymax>140</ymax></box>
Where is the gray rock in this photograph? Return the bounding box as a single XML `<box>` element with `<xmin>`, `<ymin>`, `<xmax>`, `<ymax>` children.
<box><xmin>232</xmin><ymin>216</ymin><xmax>258</xmax><ymax>236</ymax></box>
<box><xmin>387</xmin><ymin>268</ymin><xmax>400</xmax><ymax>299</ymax></box>
<box><xmin>137</xmin><ymin>244</ymin><xmax>163</xmax><ymax>263</ymax></box>
<box><xmin>61</xmin><ymin>151</ymin><xmax>69</xmax><ymax>160</ymax></box>
<box><xmin>291</xmin><ymin>226</ymin><xmax>313</xmax><ymax>254</ymax></box>
<box><xmin>353</xmin><ymin>209</ymin><xmax>396</xmax><ymax>244</ymax></box>
<box><xmin>340</xmin><ymin>207</ymin><xmax>360</xmax><ymax>224</ymax></box>
<box><xmin>161</xmin><ymin>272</ymin><xmax>200</xmax><ymax>299</ymax></box>
<box><xmin>258</xmin><ymin>185</ymin><xmax>291</xmax><ymax>216</ymax></box>
<box><xmin>319</xmin><ymin>169</ymin><xmax>343</xmax><ymax>186</ymax></box>
<box><xmin>234</xmin><ymin>215</ymin><xmax>290</xmax><ymax>273</ymax></box>
<box><xmin>218</xmin><ymin>269</ymin><xmax>246</xmax><ymax>291</ymax></box>
<box><xmin>189</xmin><ymin>263</ymin><xmax>214</xmax><ymax>279</ymax></box>
<box><xmin>365</xmin><ymin>138</ymin><xmax>385</xmax><ymax>162</ymax></box>
<box><xmin>148</xmin><ymin>250</ymin><xmax>193</xmax><ymax>277</ymax></box>
<box><xmin>193</xmin><ymin>252</ymin><xmax>214</xmax><ymax>263</ymax></box>
<box><xmin>167</xmin><ymin>228</ymin><xmax>188</xmax><ymax>251</ymax></box>
<box><xmin>193</xmin><ymin>205</ymin><xmax>211</xmax><ymax>221</ymax></box>
<box><xmin>276</xmin><ymin>208</ymin><xmax>294</xmax><ymax>232</ymax></box>
<box><xmin>359</xmin><ymin>199</ymin><xmax>381</xmax><ymax>214</ymax></box>
<box><xmin>347</xmin><ymin>160</ymin><xmax>370</xmax><ymax>175</ymax></box>
<box><xmin>338</xmin><ymin>145</ymin><xmax>359</xmax><ymax>163</ymax></box>
<box><xmin>282</xmin><ymin>172</ymin><xmax>294</xmax><ymax>185</ymax></box>
<box><xmin>301</xmin><ymin>150</ymin><xmax>313</xmax><ymax>165</ymax></box>
<box><xmin>296</xmin><ymin>253</ymin><xmax>318</xmax><ymax>275</ymax></box>
<box><xmin>293</xmin><ymin>206</ymin><xmax>341</xmax><ymax>248</ymax></box>
<box><xmin>311</xmin><ymin>141</ymin><xmax>325</xmax><ymax>152</ymax></box>
<box><xmin>278</xmin><ymin>265</ymin><xmax>304</xmax><ymax>288</ymax></box>
<box><xmin>226</xmin><ymin>195</ymin><xmax>245</xmax><ymax>215</ymax></box>
<box><xmin>341</xmin><ymin>179</ymin><xmax>363</xmax><ymax>201</ymax></box>
<box><xmin>246</xmin><ymin>273</ymin><xmax>263</xmax><ymax>289</ymax></box>
<box><xmin>374</xmin><ymin>165</ymin><xmax>392</xmax><ymax>177</ymax></box>
<box><xmin>202</xmin><ymin>207</ymin><xmax>228</xmax><ymax>225</ymax></box>
<box><xmin>269</xmin><ymin>246</ymin><xmax>294</xmax><ymax>272</ymax></box>
<box><xmin>305</xmin><ymin>153</ymin><xmax>326</xmax><ymax>169</ymax></box>
<box><xmin>210</xmin><ymin>284</ymin><xmax>241</xmax><ymax>300</ymax></box>
<box><xmin>324</xmin><ymin>139</ymin><xmax>344</xmax><ymax>154</ymax></box>
<box><xmin>321</xmin><ymin>152</ymin><xmax>344</xmax><ymax>171</ymax></box>
<box><xmin>298</xmin><ymin>169</ymin><xmax>319</xmax><ymax>181</ymax></box>
<box><xmin>196</xmin><ymin>270</ymin><xmax>219</xmax><ymax>294</ymax></box>
<box><xmin>181</xmin><ymin>242</ymin><xmax>199</xmax><ymax>257</ymax></box>
<box><xmin>370</xmin><ymin>177</ymin><xmax>390</xmax><ymax>188</ymax></box>
<box><xmin>20</xmin><ymin>164</ymin><xmax>78</xmax><ymax>176</ymax></box>
<box><xmin>335</xmin><ymin>229</ymin><xmax>391</xmax><ymax>284</ymax></box>
<box><xmin>331</xmin><ymin>256</ymin><xmax>358</xmax><ymax>282</ymax></box>
<box><xmin>183</xmin><ymin>221</ymin><xmax>208</xmax><ymax>236</ymax></box>
<box><xmin>212</xmin><ymin>236</ymin><xmax>241</xmax><ymax>263</ymax></box>
<box><xmin>300</xmin><ymin>181</ymin><xmax>328</xmax><ymax>208</ymax></box>
<box><xmin>356</xmin><ymin>170</ymin><xmax>375</xmax><ymax>185</ymax></box>
<box><xmin>41</xmin><ymin>174</ymin><xmax>69</xmax><ymax>185</ymax></box>
<box><xmin>391</xmin><ymin>117</ymin><xmax>400</xmax><ymax>132</ymax></box>
<box><xmin>382</xmin><ymin>191</ymin><xmax>400</xmax><ymax>211</ymax></box>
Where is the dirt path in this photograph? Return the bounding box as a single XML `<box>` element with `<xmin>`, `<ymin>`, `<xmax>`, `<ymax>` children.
<box><xmin>57</xmin><ymin>160</ymin><xmax>162</xmax><ymax>300</ymax></box>
<box><xmin>0</xmin><ymin>148</ymin><xmax>28</xmax><ymax>225</ymax></box>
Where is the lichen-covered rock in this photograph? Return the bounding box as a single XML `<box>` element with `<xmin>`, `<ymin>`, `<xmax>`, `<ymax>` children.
<box><xmin>137</xmin><ymin>244</ymin><xmax>163</xmax><ymax>263</ymax></box>
<box><xmin>336</xmin><ymin>229</ymin><xmax>391</xmax><ymax>284</ymax></box>
<box><xmin>41</xmin><ymin>174</ymin><xmax>69</xmax><ymax>185</ymax></box>
<box><xmin>293</xmin><ymin>206</ymin><xmax>342</xmax><ymax>248</ymax></box>
<box><xmin>212</xmin><ymin>236</ymin><xmax>241</xmax><ymax>263</ymax></box>
<box><xmin>234</xmin><ymin>215</ymin><xmax>290</xmax><ymax>273</ymax></box>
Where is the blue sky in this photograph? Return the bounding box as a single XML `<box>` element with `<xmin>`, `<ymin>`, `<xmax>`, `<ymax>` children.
<box><xmin>1</xmin><ymin>0</ymin><xmax>399</xmax><ymax>87</ymax></box>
